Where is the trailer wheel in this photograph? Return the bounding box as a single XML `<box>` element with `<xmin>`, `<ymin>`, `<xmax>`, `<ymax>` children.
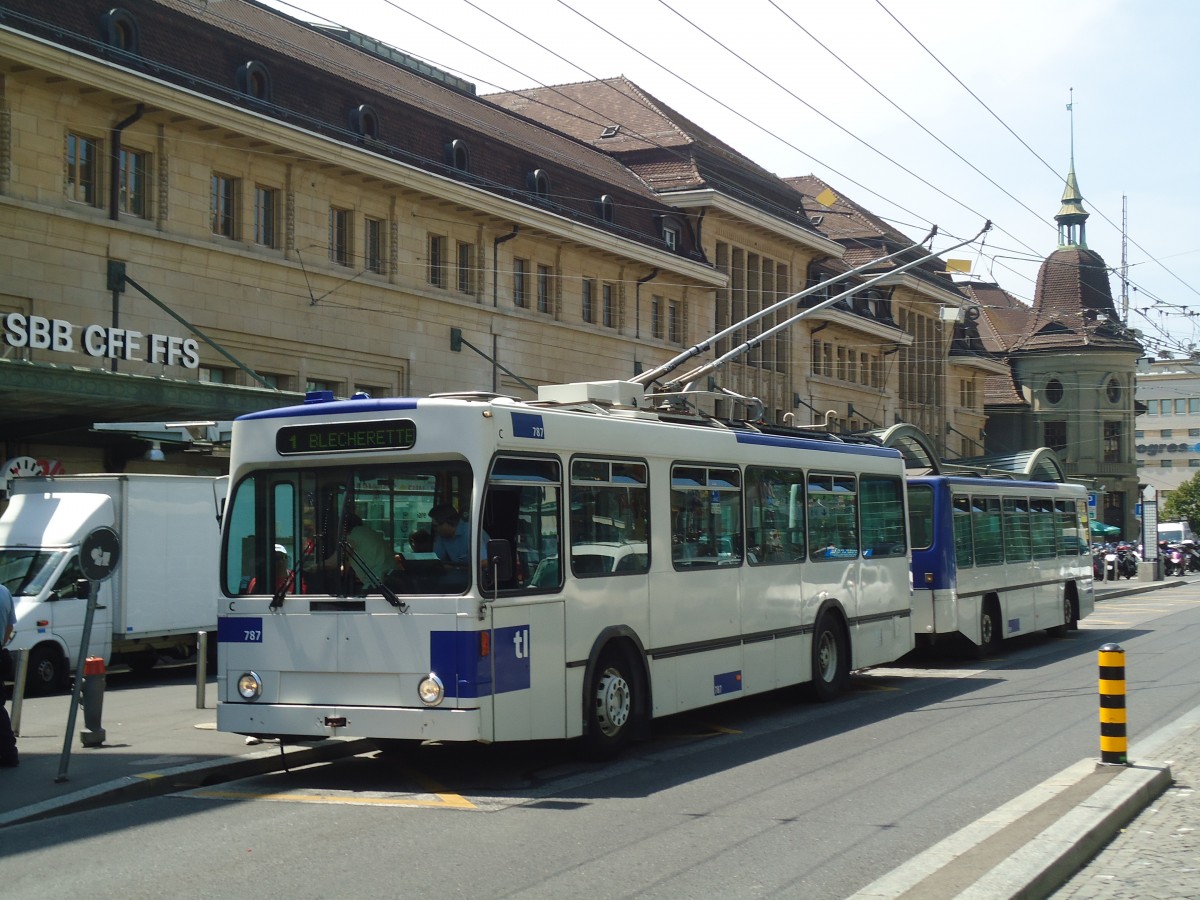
<box><xmin>26</xmin><ymin>644</ymin><xmax>68</xmax><ymax>696</ymax></box>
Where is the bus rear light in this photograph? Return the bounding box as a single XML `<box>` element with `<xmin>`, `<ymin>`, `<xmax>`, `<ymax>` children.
<box><xmin>418</xmin><ymin>673</ymin><xmax>445</xmax><ymax>706</ymax></box>
<box><xmin>480</xmin><ymin>631</ymin><xmax>490</xmax><ymax>657</ymax></box>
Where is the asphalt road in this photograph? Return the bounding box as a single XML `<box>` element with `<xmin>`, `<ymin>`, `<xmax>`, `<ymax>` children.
<box><xmin>3</xmin><ymin>585</ymin><xmax>1198</xmax><ymax>899</ymax></box>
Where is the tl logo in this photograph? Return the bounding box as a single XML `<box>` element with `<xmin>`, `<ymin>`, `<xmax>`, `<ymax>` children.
<box><xmin>512</xmin><ymin>627</ymin><xmax>531</xmax><ymax>659</ymax></box>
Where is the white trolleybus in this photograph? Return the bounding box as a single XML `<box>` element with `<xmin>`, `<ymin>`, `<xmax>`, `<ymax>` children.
<box><xmin>906</xmin><ymin>475</ymin><xmax>1095</xmax><ymax>655</ymax></box>
<box><xmin>216</xmin><ymin>381</ymin><xmax>914</xmax><ymax>754</ymax></box>
<box><xmin>216</xmin><ymin>223</ymin><xmax>992</xmax><ymax>753</ymax></box>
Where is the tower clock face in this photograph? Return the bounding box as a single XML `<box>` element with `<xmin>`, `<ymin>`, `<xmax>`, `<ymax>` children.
<box><xmin>1106</xmin><ymin>378</ymin><xmax>1121</xmax><ymax>403</ymax></box>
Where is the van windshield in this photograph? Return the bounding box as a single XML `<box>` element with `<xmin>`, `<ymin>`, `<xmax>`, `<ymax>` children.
<box><xmin>0</xmin><ymin>549</ymin><xmax>66</xmax><ymax>596</ymax></box>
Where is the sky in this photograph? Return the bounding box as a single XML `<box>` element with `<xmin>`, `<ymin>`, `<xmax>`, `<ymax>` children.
<box><xmin>256</xmin><ymin>0</ymin><xmax>1200</xmax><ymax>358</ymax></box>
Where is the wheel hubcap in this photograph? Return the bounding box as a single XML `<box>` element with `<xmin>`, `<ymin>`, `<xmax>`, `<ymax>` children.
<box><xmin>594</xmin><ymin>667</ymin><xmax>631</xmax><ymax>737</ymax></box>
<box><xmin>817</xmin><ymin>630</ymin><xmax>837</xmax><ymax>681</ymax></box>
<box><xmin>981</xmin><ymin>612</ymin><xmax>993</xmax><ymax>645</ymax></box>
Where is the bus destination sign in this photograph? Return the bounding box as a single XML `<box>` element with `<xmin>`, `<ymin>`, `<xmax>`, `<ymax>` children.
<box><xmin>276</xmin><ymin>420</ymin><xmax>417</xmax><ymax>455</ymax></box>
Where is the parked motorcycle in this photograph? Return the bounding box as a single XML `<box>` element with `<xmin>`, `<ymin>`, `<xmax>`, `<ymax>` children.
<box><xmin>1115</xmin><ymin>543</ymin><xmax>1139</xmax><ymax>579</ymax></box>
<box><xmin>1182</xmin><ymin>540</ymin><xmax>1200</xmax><ymax>573</ymax></box>
<box><xmin>1104</xmin><ymin>545</ymin><xmax>1120</xmax><ymax>581</ymax></box>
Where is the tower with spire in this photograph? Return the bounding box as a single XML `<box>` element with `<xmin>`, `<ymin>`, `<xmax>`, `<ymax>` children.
<box><xmin>978</xmin><ymin>97</ymin><xmax>1142</xmax><ymax>538</ymax></box>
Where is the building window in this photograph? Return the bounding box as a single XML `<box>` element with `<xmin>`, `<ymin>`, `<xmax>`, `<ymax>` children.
<box><xmin>1161</xmin><ymin>459</ymin><xmax>1174</xmax><ymax>468</ymax></box>
<box><xmin>669</xmin><ymin>300</ymin><xmax>680</xmax><ymax>344</ymax></box>
<box><xmin>1045</xmin><ymin>378</ymin><xmax>1063</xmax><ymax>404</ymax></box>
<box><xmin>1176</xmin><ymin>398</ymin><xmax>1188</xmax><ymax>415</ymax></box>
<box><xmin>306</xmin><ymin>378</ymin><xmax>342</xmax><ymax>396</ymax></box>
<box><xmin>350</xmin><ymin>104</ymin><xmax>380</xmax><ymax>140</ymax></box>
<box><xmin>602</xmin><ymin>282</ymin><xmax>614</xmax><ymax>328</ymax></box>
<box><xmin>253</xmin><ymin>186</ymin><xmax>278</xmax><ymax>248</ymax></box>
<box><xmin>582</xmin><ymin>279</ymin><xmax>595</xmax><ymax>324</ymax></box>
<box><xmin>101</xmin><ymin>8</ymin><xmax>140</xmax><ymax>53</ymax></box>
<box><xmin>456</xmin><ymin>241</ymin><xmax>473</xmax><ymax>294</ymax></box>
<box><xmin>1134</xmin><ymin>430</ymin><xmax>1144</xmax><ymax>439</ymax></box>
<box><xmin>596</xmin><ymin>194</ymin><xmax>615</xmax><ymax>223</ymax></box>
<box><xmin>662</xmin><ymin>225</ymin><xmax>679</xmax><ymax>251</ymax></box>
<box><xmin>1044</xmin><ymin>421</ymin><xmax>1067</xmax><ymax>454</ymax></box>
<box><xmin>236</xmin><ymin>61</ymin><xmax>272</xmax><ymax>101</ymax></box>
<box><xmin>446</xmin><ymin>139</ymin><xmax>471</xmax><ymax>173</ymax></box>
<box><xmin>117</xmin><ymin>148</ymin><xmax>148</xmax><ymax>217</ymax></box>
<box><xmin>199</xmin><ymin>366</ymin><xmax>232</xmax><ymax>384</ymax></box>
<box><xmin>329</xmin><ymin>207</ymin><xmax>352</xmax><ymax>266</ymax></box>
<box><xmin>427</xmin><ymin>234</ymin><xmax>446</xmax><ymax>286</ymax></box>
<box><xmin>1106</xmin><ymin>378</ymin><xmax>1121</xmax><ymax>404</ymax></box>
<box><xmin>365</xmin><ymin>217</ymin><xmax>384</xmax><ymax>274</ymax></box>
<box><xmin>651</xmin><ymin>296</ymin><xmax>663</xmax><ymax>338</ymax></box>
<box><xmin>211</xmin><ymin>174</ymin><xmax>239</xmax><ymax>238</ymax></box>
<box><xmin>1190</xmin><ymin>459</ymin><xmax>1200</xmax><ymax>468</ymax></box>
<box><xmin>513</xmin><ymin>258</ymin><xmax>528</xmax><ymax>308</ymax></box>
<box><xmin>259</xmin><ymin>372</ymin><xmax>293</xmax><ymax>391</ymax></box>
<box><xmin>1191</xmin><ymin>398</ymin><xmax>1200</xmax><ymax>414</ymax></box>
<box><xmin>1190</xmin><ymin>429</ymin><xmax>1200</xmax><ymax>438</ymax></box>
<box><xmin>1104</xmin><ymin>421</ymin><xmax>1122</xmax><ymax>463</ymax></box>
<box><xmin>67</xmin><ymin>133</ymin><xmax>100</xmax><ymax>206</ymax></box>
<box><xmin>537</xmin><ymin>265</ymin><xmax>552</xmax><ymax>313</ymax></box>
<box><xmin>1161</xmin><ymin>429</ymin><xmax>1173</xmax><ymax>439</ymax></box>
<box><xmin>529</xmin><ymin>169</ymin><xmax>550</xmax><ymax>201</ymax></box>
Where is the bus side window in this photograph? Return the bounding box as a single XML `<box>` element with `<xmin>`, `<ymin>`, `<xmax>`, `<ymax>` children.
<box><xmin>485</xmin><ymin>457</ymin><xmax>562</xmax><ymax>591</ymax></box>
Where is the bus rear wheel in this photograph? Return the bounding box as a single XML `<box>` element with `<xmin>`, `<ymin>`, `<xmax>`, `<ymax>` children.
<box><xmin>808</xmin><ymin>613</ymin><xmax>849</xmax><ymax>702</ymax></box>
<box><xmin>581</xmin><ymin>650</ymin><xmax>638</xmax><ymax>759</ymax></box>
<box><xmin>972</xmin><ymin>601</ymin><xmax>1000</xmax><ymax>659</ymax></box>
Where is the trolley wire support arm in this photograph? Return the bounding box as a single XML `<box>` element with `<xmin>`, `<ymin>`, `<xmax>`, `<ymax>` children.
<box><xmin>632</xmin><ymin>225</ymin><xmax>943</xmax><ymax>390</ymax></box>
<box><xmin>669</xmin><ymin>222</ymin><xmax>991</xmax><ymax>393</ymax></box>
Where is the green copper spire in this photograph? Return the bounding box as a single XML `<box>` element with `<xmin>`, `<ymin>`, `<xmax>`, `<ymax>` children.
<box><xmin>1056</xmin><ymin>89</ymin><xmax>1088</xmax><ymax>248</ymax></box>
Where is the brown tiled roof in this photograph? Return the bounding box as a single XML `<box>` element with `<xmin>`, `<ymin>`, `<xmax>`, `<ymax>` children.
<box><xmin>1013</xmin><ymin>247</ymin><xmax>1142</xmax><ymax>353</ymax></box>
<box><xmin>984</xmin><ymin>371</ymin><xmax>1028</xmax><ymax>408</ymax></box>
<box><xmin>487</xmin><ymin>77</ymin><xmax>821</xmax><ymax>232</ymax></box>
<box><xmin>958</xmin><ymin>282</ymin><xmax>1031</xmax><ymax>354</ymax></box>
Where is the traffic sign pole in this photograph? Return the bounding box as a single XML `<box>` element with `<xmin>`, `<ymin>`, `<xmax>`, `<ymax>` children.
<box><xmin>55</xmin><ymin>526</ymin><xmax>121</xmax><ymax>783</ymax></box>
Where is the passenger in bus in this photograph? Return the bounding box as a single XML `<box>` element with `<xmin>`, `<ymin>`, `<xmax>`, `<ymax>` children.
<box><xmin>429</xmin><ymin>503</ymin><xmax>492</xmax><ymax>566</ymax></box>
<box><xmin>317</xmin><ymin>511</ymin><xmax>392</xmax><ymax>590</ymax></box>
<box><xmin>247</xmin><ymin>547</ymin><xmax>305</xmax><ymax>594</ymax></box>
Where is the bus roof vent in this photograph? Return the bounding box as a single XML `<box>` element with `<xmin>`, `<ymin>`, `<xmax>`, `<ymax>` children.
<box><xmin>538</xmin><ymin>381</ymin><xmax>644</xmax><ymax>408</ymax></box>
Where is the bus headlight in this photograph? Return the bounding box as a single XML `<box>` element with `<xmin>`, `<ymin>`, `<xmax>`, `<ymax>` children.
<box><xmin>237</xmin><ymin>671</ymin><xmax>263</xmax><ymax>700</ymax></box>
<box><xmin>418</xmin><ymin>673</ymin><xmax>445</xmax><ymax>706</ymax></box>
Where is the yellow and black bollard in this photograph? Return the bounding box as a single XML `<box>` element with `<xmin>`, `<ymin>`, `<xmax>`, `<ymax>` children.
<box><xmin>1098</xmin><ymin>643</ymin><xmax>1127</xmax><ymax>765</ymax></box>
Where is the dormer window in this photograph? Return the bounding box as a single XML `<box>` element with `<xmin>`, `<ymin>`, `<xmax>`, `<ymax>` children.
<box><xmin>350</xmin><ymin>104</ymin><xmax>380</xmax><ymax>140</ymax></box>
<box><xmin>236</xmin><ymin>61</ymin><xmax>272</xmax><ymax>102</ymax></box>
<box><xmin>529</xmin><ymin>168</ymin><xmax>551</xmax><ymax>201</ymax></box>
<box><xmin>596</xmin><ymin>194</ymin><xmax>615</xmax><ymax>224</ymax></box>
<box><xmin>658</xmin><ymin>215</ymin><xmax>684</xmax><ymax>251</ymax></box>
<box><xmin>446</xmin><ymin>139</ymin><xmax>471</xmax><ymax>172</ymax></box>
<box><xmin>101</xmin><ymin>8</ymin><xmax>140</xmax><ymax>54</ymax></box>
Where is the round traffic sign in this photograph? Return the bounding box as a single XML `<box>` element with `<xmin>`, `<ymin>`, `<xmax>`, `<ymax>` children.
<box><xmin>80</xmin><ymin>526</ymin><xmax>121</xmax><ymax>581</ymax></box>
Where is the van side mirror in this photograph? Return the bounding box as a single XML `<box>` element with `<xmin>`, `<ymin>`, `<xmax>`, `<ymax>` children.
<box><xmin>487</xmin><ymin>539</ymin><xmax>513</xmax><ymax>583</ymax></box>
<box><xmin>75</xmin><ymin>578</ymin><xmax>91</xmax><ymax>600</ymax></box>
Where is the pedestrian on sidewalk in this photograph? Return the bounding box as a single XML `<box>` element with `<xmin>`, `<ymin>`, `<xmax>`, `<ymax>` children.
<box><xmin>0</xmin><ymin>583</ymin><xmax>18</xmax><ymax>767</ymax></box>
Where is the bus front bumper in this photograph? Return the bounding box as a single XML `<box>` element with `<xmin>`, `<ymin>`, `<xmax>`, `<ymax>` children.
<box><xmin>217</xmin><ymin>701</ymin><xmax>484</xmax><ymax>742</ymax></box>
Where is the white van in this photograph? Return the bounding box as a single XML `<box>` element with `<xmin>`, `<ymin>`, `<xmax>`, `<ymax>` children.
<box><xmin>1158</xmin><ymin>521</ymin><xmax>1195</xmax><ymax>544</ymax></box>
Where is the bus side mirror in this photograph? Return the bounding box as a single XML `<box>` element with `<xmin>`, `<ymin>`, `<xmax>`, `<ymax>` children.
<box><xmin>487</xmin><ymin>539</ymin><xmax>513</xmax><ymax>583</ymax></box>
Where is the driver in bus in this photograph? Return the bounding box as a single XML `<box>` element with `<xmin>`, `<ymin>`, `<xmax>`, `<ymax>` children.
<box><xmin>430</xmin><ymin>503</ymin><xmax>489</xmax><ymax>568</ymax></box>
<box><xmin>317</xmin><ymin>511</ymin><xmax>392</xmax><ymax>591</ymax></box>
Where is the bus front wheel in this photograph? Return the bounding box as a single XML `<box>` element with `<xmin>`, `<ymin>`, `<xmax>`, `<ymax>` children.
<box><xmin>808</xmin><ymin>613</ymin><xmax>849</xmax><ymax>702</ymax></box>
<box><xmin>582</xmin><ymin>650</ymin><xmax>637</xmax><ymax>759</ymax></box>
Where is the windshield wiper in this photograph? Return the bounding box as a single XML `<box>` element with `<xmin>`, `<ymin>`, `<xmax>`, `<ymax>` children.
<box><xmin>338</xmin><ymin>538</ymin><xmax>406</xmax><ymax>611</ymax></box>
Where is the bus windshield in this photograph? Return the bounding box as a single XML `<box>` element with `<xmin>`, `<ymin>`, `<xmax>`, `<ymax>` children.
<box><xmin>222</xmin><ymin>461</ymin><xmax>474</xmax><ymax>598</ymax></box>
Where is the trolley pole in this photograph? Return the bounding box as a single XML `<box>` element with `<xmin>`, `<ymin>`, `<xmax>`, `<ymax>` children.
<box><xmin>1098</xmin><ymin>643</ymin><xmax>1128</xmax><ymax>765</ymax></box>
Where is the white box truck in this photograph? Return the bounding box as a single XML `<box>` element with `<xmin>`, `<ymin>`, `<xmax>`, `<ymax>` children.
<box><xmin>0</xmin><ymin>473</ymin><xmax>226</xmax><ymax>694</ymax></box>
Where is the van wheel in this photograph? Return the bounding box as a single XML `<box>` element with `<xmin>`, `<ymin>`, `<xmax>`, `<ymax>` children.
<box><xmin>580</xmin><ymin>649</ymin><xmax>638</xmax><ymax>759</ymax></box>
<box><xmin>26</xmin><ymin>644</ymin><xmax>68</xmax><ymax>696</ymax></box>
<box><xmin>127</xmin><ymin>648</ymin><xmax>158</xmax><ymax>676</ymax></box>
<box><xmin>808</xmin><ymin>613</ymin><xmax>849</xmax><ymax>702</ymax></box>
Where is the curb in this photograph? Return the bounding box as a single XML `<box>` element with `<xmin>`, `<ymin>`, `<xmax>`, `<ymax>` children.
<box><xmin>0</xmin><ymin>736</ymin><xmax>376</xmax><ymax>830</ymax></box>
<box><xmin>849</xmin><ymin>759</ymin><xmax>1172</xmax><ymax>899</ymax></box>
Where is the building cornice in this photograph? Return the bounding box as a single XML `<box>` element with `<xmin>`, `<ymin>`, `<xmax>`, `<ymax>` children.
<box><xmin>660</xmin><ymin>189</ymin><xmax>845</xmax><ymax>257</ymax></box>
<box><xmin>0</xmin><ymin>27</ymin><xmax>725</xmax><ymax>288</ymax></box>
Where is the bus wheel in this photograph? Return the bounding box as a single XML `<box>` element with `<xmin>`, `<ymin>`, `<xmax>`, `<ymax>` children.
<box><xmin>1047</xmin><ymin>594</ymin><xmax>1073</xmax><ymax>637</ymax></box>
<box><xmin>582</xmin><ymin>650</ymin><xmax>636</xmax><ymax>759</ymax></box>
<box><xmin>808</xmin><ymin>613</ymin><xmax>849</xmax><ymax>702</ymax></box>
<box><xmin>973</xmin><ymin>602</ymin><xmax>1000</xmax><ymax>659</ymax></box>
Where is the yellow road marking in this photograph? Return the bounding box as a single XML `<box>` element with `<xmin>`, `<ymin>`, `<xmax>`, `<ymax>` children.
<box><xmin>189</xmin><ymin>787</ymin><xmax>477</xmax><ymax>809</ymax></box>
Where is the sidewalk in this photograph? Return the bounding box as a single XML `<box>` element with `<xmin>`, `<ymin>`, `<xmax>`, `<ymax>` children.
<box><xmin>0</xmin><ymin>669</ymin><xmax>369</xmax><ymax>828</ymax></box>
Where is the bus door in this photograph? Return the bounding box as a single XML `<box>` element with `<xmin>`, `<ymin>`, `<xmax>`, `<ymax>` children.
<box><xmin>482</xmin><ymin>456</ymin><xmax>567</xmax><ymax>742</ymax></box>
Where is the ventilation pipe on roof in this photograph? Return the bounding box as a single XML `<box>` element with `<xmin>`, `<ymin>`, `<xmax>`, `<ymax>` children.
<box><xmin>635</xmin><ymin>268</ymin><xmax>659</xmax><ymax>340</ymax></box>
<box><xmin>492</xmin><ymin>226</ymin><xmax>519</xmax><ymax>308</ymax></box>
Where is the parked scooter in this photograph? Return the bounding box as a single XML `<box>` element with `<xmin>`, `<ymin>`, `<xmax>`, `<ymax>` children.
<box><xmin>1164</xmin><ymin>544</ymin><xmax>1187</xmax><ymax>577</ymax></box>
<box><xmin>1115</xmin><ymin>543</ymin><xmax>1139</xmax><ymax>579</ymax></box>
<box><xmin>1182</xmin><ymin>539</ymin><xmax>1200</xmax><ymax>573</ymax></box>
<box><xmin>1104</xmin><ymin>544</ymin><xmax>1120</xmax><ymax>581</ymax></box>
